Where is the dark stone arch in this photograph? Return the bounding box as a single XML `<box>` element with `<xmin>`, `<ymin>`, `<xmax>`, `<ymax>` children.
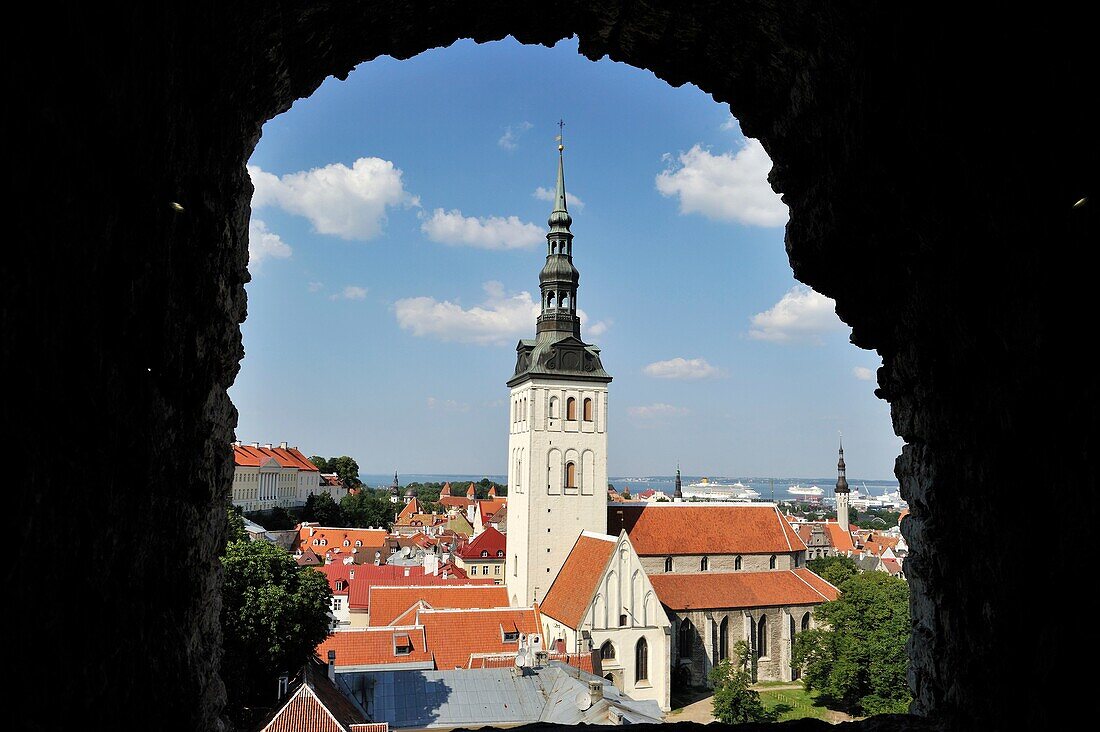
<box><xmin>11</xmin><ymin>2</ymin><xmax>1092</xmax><ymax>731</ymax></box>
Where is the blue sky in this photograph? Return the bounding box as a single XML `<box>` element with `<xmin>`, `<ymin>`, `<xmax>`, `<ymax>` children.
<box><xmin>232</xmin><ymin>37</ymin><xmax>902</xmax><ymax>479</ymax></box>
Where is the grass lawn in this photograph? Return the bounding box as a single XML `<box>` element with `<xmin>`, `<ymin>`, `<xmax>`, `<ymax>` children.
<box><xmin>757</xmin><ymin>685</ymin><xmax>834</xmax><ymax>722</ymax></box>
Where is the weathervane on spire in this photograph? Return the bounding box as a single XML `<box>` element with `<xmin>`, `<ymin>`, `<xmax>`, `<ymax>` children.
<box><xmin>556</xmin><ymin>119</ymin><xmax>565</xmax><ymax>151</ymax></box>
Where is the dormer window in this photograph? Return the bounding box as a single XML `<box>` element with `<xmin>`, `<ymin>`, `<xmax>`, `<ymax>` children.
<box><xmin>354</xmin><ymin>540</ymin><xmax>362</xmax><ymax>547</ymax></box>
<box><xmin>481</xmin><ymin>550</ymin><xmax>489</xmax><ymax>558</ymax></box>
<box><xmin>334</xmin><ymin>580</ymin><xmax>346</xmax><ymax>591</ymax></box>
<box><xmin>343</xmin><ymin>539</ymin><xmax>350</xmax><ymax>547</ymax></box>
<box><xmin>394</xmin><ymin>633</ymin><xmax>413</xmax><ymax>655</ymax></box>
<box><xmin>320</xmin><ymin>539</ymin><xmax>328</xmax><ymax>546</ymax></box>
<box><xmin>313</xmin><ymin>539</ymin><xmax>320</xmax><ymax>546</ymax></box>
<box><xmin>497</xmin><ymin>550</ymin><xmax>505</xmax><ymax>558</ymax></box>
<box><xmin>502</xmin><ymin>622</ymin><xmax>520</xmax><ymax>643</ymax></box>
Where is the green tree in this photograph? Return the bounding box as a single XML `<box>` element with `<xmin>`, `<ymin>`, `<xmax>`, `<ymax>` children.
<box><xmin>220</xmin><ymin>529</ymin><xmax>333</xmax><ymax>726</ymax></box>
<box><xmin>792</xmin><ymin>572</ymin><xmax>911</xmax><ymax>715</ymax></box>
<box><xmin>308</xmin><ymin>456</ymin><xmax>331</xmax><ymax>473</ymax></box>
<box><xmin>328</xmin><ymin>456</ymin><xmax>362</xmax><ymax>487</ymax></box>
<box><xmin>710</xmin><ymin>641</ymin><xmax>768</xmax><ymax>724</ymax></box>
<box><xmin>340</xmin><ymin>491</ymin><xmax>392</xmax><ymax>529</ymax></box>
<box><xmin>264</xmin><ymin>505</ymin><xmax>297</xmax><ymax>530</ymax></box>
<box><xmin>227</xmin><ymin>506</ymin><xmax>247</xmax><ymax>543</ymax></box>
<box><xmin>303</xmin><ymin>492</ymin><xmax>343</xmax><ymax>525</ymax></box>
<box><xmin>806</xmin><ymin>555</ymin><xmax>859</xmax><ymax>589</ymax></box>
<box><xmin>620</xmin><ymin>488</ymin><xmax>631</xmax><ymax>500</ymax></box>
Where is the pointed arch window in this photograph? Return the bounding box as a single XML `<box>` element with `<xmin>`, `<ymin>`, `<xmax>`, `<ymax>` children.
<box><xmin>700</xmin><ymin>556</ymin><xmax>709</xmax><ymax>571</ymax></box>
<box><xmin>769</xmin><ymin>554</ymin><xmax>777</xmax><ymax>569</ymax></box>
<box><xmin>679</xmin><ymin>619</ymin><xmax>695</xmax><ymax>659</ymax></box>
<box><xmin>583</xmin><ymin>398</ymin><xmax>593</xmax><ymax>421</ymax></box>
<box><xmin>802</xmin><ymin>612</ymin><xmax>811</xmax><ymax>631</ymax></box>
<box><xmin>756</xmin><ymin>614</ymin><xmax>769</xmax><ymax>658</ymax></box>
<box><xmin>566</xmin><ymin>397</ymin><xmax>577</xmax><ymax>420</ymax></box>
<box><xmin>600</xmin><ymin>640</ymin><xmax>616</xmax><ymax>660</ymax></box>
<box><xmin>664</xmin><ymin>556</ymin><xmax>673</xmax><ymax>572</ymax></box>
<box><xmin>735</xmin><ymin>555</ymin><xmax>742</xmax><ymax>570</ymax></box>
<box><xmin>635</xmin><ymin>638</ymin><xmax>648</xmax><ymax>682</ymax></box>
<box><xmin>719</xmin><ymin>616</ymin><xmax>730</xmax><ymax>661</ymax></box>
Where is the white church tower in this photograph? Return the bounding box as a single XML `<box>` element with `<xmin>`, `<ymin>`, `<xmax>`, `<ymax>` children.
<box><xmin>505</xmin><ymin>132</ymin><xmax>612</xmax><ymax>607</ymax></box>
<box><xmin>835</xmin><ymin>438</ymin><xmax>850</xmax><ymax>533</ymax></box>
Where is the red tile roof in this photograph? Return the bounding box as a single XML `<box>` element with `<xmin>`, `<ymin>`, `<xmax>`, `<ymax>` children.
<box><xmin>477</xmin><ymin>498</ymin><xmax>507</xmax><ymax>520</ymax></box>
<box><xmin>233</xmin><ymin>444</ymin><xmax>319</xmax><ymax>472</ymax></box>
<box><xmin>318</xmin><ymin>563</ymin><xmax>352</xmax><ymax>595</ymax></box>
<box><xmin>455</xmin><ymin>526</ymin><xmax>507</xmax><ymax>560</ymax></box>
<box><xmin>440</xmin><ymin>496</ymin><xmax>473</xmax><ymax>510</ymax></box>
<box><xmin>297</xmin><ymin>525</ymin><xmax>389</xmax><ymax>558</ymax></box>
<box><xmin>824</xmin><ymin>523</ymin><xmax>855</xmax><ymax>552</ymax></box>
<box><xmin>418</xmin><ymin>607</ymin><xmax>543</xmax><ymax>670</ymax></box>
<box><xmin>261</xmin><ymin>661</ymin><xmax>370</xmax><ymax>732</ymax></box>
<box><xmin>649</xmin><ymin>569</ymin><xmax>839</xmax><ymax>611</ymax></box>
<box><xmin>367</xmin><ymin>585</ymin><xmax>509</xmax><ymax>626</ymax></box>
<box><xmin>540</xmin><ymin>534</ymin><xmax>617</xmax><ymax>629</ymax></box>
<box><xmin>609</xmin><ymin>504</ymin><xmax>807</xmax><ymax>555</ymax></box>
<box><xmin>317</xmin><ymin>627</ymin><xmax>433</xmax><ymax>668</ymax></box>
<box><xmin>394</xmin><ymin>498</ymin><xmax>422</xmax><ymax>524</ymax></box>
<box><xmin>467</xmin><ymin>651</ymin><xmax>594</xmax><ymax>673</ymax></box>
<box><xmin>347</xmin><ymin>565</ymin><xmax>495</xmax><ymax>611</ymax></box>
<box><xmin>880</xmin><ymin>557</ymin><xmax>903</xmax><ymax>576</ymax></box>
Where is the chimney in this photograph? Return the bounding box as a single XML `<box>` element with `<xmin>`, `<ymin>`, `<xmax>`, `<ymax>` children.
<box><xmin>327</xmin><ymin>650</ymin><xmax>336</xmax><ymax>682</ymax></box>
<box><xmin>277</xmin><ymin>672</ymin><xmax>289</xmax><ymax>700</ymax></box>
<box><xmin>404</xmin><ymin>567</ymin><xmax>410</xmax><ymax>577</ymax></box>
<box><xmin>588</xmin><ymin>679</ymin><xmax>604</xmax><ymax>705</ymax></box>
<box><xmin>263</xmin><ymin>443</ymin><xmax>272</xmax><ymax>449</ymax></box>
<box><xmin>251</xmin><ymin>441</ymin><xmax>260</xmax><ymax>448</ymax></box>
<box><xmin>442</xmin><ymin>569</ymin><xmax>449</xmax><ymax>579</ymax></box>
<box><xmin>279</xmin><ymin>441</ymin><xmax>288</xmax><ymax>449</ymax></box>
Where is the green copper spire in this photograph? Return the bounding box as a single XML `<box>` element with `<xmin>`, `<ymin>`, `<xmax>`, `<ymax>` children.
<box><xmin>549</xmin><ymin>121</ymin><xmax>572</xmax><ymax>231</ymax></box>
<box><xmin>536</xmin><ymin>122</ymin><xmax>580</xmax><ymax>338</ymax></box>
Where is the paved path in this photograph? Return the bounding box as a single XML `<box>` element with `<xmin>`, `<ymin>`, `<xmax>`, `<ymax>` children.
<box><xmin>669</xmin><ymin>694</ymin><xmax>716</xmax><ymax>724</ymax></box>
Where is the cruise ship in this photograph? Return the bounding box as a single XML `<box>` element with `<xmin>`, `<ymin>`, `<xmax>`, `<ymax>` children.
<box><xmin>682</xmin><ymin>477</ymin><xmax>760</xmax><ymax>501</ymax></box>
<box><xmin>787</xmin><ymin>484</ymin><xmax>825</xmax><ymax>499</ymax></box>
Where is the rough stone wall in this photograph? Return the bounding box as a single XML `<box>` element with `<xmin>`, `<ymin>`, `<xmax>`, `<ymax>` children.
<box><xmin>9</xmin><ymin>2</ymin><xmax>1092</xmax><ymax>730</ymax></box>
<box><xmin>641</xmin><ymin>552</ymin><xmax>795</xmax><ymax>574</ymax></box>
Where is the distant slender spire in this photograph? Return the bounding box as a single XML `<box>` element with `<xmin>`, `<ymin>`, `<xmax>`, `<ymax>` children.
<box><xmin>835</xmin><ymin>437</ymin><xmax>849</xmax><ymax>493</ymax></box>
<box><xmin>674</xmin><ymin>464</ymin><xmax>683</xmax><ymax>499</ymax></box>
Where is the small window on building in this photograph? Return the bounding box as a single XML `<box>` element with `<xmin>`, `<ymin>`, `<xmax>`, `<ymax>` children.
<box><xmin>395</xmin><ymin>634</ymin><xmax>413</xmax><ymax>655</ymax></box>
<box><xmin>333</xmin><ymin>598</ymin><xmax>343</xmax><ymax>611</ymax></box>
<box><xmin>483</xmin><ymin>566</ymin><xmax>489</xmax><ymax>575</ymax></box>
<box><xmin>343</xmin><ymin>540</ymin><xmax>350</xmax><ymax>547</ymax></box>
<box><xmin>635</xmin><ymin>638</ymin><xmax>648</xmax><ymax>682</ymax></box>
<box><xmin>583</xmin><ymin>398</ymin><xmax>593</xmax><ymax>421</ymax></box>
<box><xmin>502</xmin><ymin>629</ymin><xmax>520</xmax><ymax>643</ymax></box>
<box><xmin>664</xmin><ymin>556</ymin><xmax>673</xmax><ymax>572</ymax></box>
<box><xmin>497</xmin><ymin>550</ymin><xmax>505</xmax><ymax>557</ymax></box>
<box><xmin>700</xmin><ymin>556</ymin><xmax>709</xmax><ymax>571</ymax></box>
<box><xmin>514</xmin><ymin>557</ymin><xmax>518</xmax><ymax>576</ymax></box>
<box><xmin>600</xmin><ymin>641</ymin><xmax>615</xmax><ymax>660</ymax></box>
<box><xmin>494</xmin><ymin>565</ymin><xmax>500</xmax><ymax>575</ymax></box>
<box><xmin>549</xmin><ymin>397</ymin><xmax>560</xmax><ymax>419</ymax></box>
<box><xmin>566</xmin><ymin>397</ymin><xmax>577</xmax><ymax>420</ymax></box>
<box><xmin>566</xmin><ymin>462</ymin><xmax>577</xmax><ymax>488</ymax></box>
<box><xmin>735</xmin><ymin>555</ymin><xmax>742</xmax><ymax>570</ymax></box>
<box><xmin>481</xmin><ymin>550</ymin><xmax>489</xmax><ymax>558</ymax></box>
<box><xmin>620</xmin><ymin>613</ymin><xmax>628</xmax><ymax>627</ymax></box>
<box><xmin>794</xmin><ymin>553</ymin><xmax>800</xmax><ymax>567</ymax></box>
<box><xmin>769</xmin><ymin>554</ymin><xmax>777</xmax><ymax>569</ymax></box>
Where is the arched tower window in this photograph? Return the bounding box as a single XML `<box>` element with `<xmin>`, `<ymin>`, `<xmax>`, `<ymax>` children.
<box><xmin>802</xmin><ymin>612</ymin><xmax>811</xmax><ymax>631</ymax></box>
<box><xmin>700</xmin><ymin>556</ymin><xmax>709</xmax><ymax>571</ymax></box>
<box><xmin>769</xmin><ymin>554</ymin><xmax>777</xmax><ymax>569</ymax></box>
<box><xmin>664</xmin><ymin>556</ymin><xmax>673</xmax><ymax>572</ymax></box>
<box><xmin>565</xmin><ymin>462</ymin><xmax>576</xmax><ymax>488</ymax></box>
<box><xmin>583</xmin><ymin>398</ymin><xmax>593</xmax><ymax>421</ymax></box>
<box><xmin>635</xmin><ymin>638</ymin><xmax>648</xmax><ymax>682</ymax></box>
<box><xmin>735</xmin><ymin>555</ymin><xmax>742</xmax><ymax>570</ymax></box>
<box><xmin>719</xmin><ymin>616</ymin><xmax>730</xmax><ymax>661</ymax></box>
<box><xmin>549</xmin><ymin>397</ymin><xmax>559</xmax><ymax>419</ymax></box>
<box><xmin>679</xmin><ymin>619</ymin><xmax>695</xmax><ymax>659</ymax></box>
<box><xmin>756</xmin><ymin>614</ymin><xmax>769</xmax><ymax>658</ymax></box>
<box><xmin>566</xmin><ymin>397</ymin><xmax>577</xmax><ymax>420</ymax></box>
<box><xmin>600</xmin><ymin>640</ymin><xmax>615</xmax><ymax>660</ymax></box>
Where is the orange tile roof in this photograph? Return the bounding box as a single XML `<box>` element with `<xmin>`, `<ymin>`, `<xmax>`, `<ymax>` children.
<box><xmin>367</xmin><ymin>585</ymin><xmax>509</xmax><ymax>626</ymax></box>
<box><xmin>318</xmin><ymin>563</ymin><xmax>352</xmax><ymax>595</ymax></box>
<box><xmin>824</xmin><ymin>523</ymin><xmax>855</xmax><ymax>552</ymax></box>
<box><xmin>467</xmin><ymin>651</ymin><xmax>594</xmax><ymax>673</ymax></box>
<box><xmin>316</xmin><ymin>627</ymin><xmax>433</xmax><ymax>668</ymax></box>
<box><xmin>395</xmin><ymin>498</ymin><xmax>421</xmax><ymax>524</ymax></box>
<box><xmin>455</xmin><ymin>526</ymin><xmax>507</xmax><ymax>560</ymax></box>
<box><xmin>440</xmin><ymin>495</ymin><xmax>473</xmax><ymax>509</ymax></box>
<box><xmin>477</xmin><ymin>498</ymin><xmax>507</xmax><ymax>519</ymax></box>
<box><xmin>297</xmin><ymin>525</ymin><xmax>389</xmax><ymax>557</ymax></box>
<box><xmin>233</xmin><ymin>444</ymin><xmax>319</xmax><ymax>472</ymax></box>
<box><xmin>540</xmin><ymin>534</ymin><xmax>617</xmax><ymax>629</ymax></box>
<box><xmin>649</xmin><ymin>569</ymin><xmax>839</xmax><ymax>611</ymax></box>
<box><xmin>609</xmin><ymin>504</ymin><xmax>807</xmax><ymax>555</ymax></box>
<box><xmin>418</xmin><ymin>607</ymin><xmax>543</xmax><ymax>670</ymax></box>
<box><xmin>347</xmin><ymin>565</ymin><xmax>495</xmax><ymax>610</ymax></box>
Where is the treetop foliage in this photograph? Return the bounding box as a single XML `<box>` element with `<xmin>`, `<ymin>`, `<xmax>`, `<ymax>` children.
<box><xmin>709</xmin><ymin>641</ymin><xmax>768</xmax><ymax>724</ymax></box>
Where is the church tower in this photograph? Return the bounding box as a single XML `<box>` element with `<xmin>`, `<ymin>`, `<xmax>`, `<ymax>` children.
<box><xmin>505</xmin><ymin>133</ymin><xmax>612</xmax><ymax>607</ymax></box>
<box><xmin>835</xmin><ymin>440</ymin><xmax>850</xmax><ymax>533</ymax></box>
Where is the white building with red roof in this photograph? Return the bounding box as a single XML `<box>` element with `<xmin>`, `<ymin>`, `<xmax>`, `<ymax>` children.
<box><xmin>230</xmin><ymin>441</ymin><xmax>323</xmax><ymax>512</ymax></box>
<box><xmin>539</xmin><ymin>530</ymin><xmax>671</xmax><ymax>710</ymax></box>
<box><xmin>453</xmin><ymin>526</ymin><xmax>507</xmax><ymax>583</ymax></box>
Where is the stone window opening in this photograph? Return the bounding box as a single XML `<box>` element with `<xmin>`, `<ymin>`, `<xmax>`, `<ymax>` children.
<box><xmin>566</xmin><ymin>397</ymin><xmax>577</xmax><ymax>420</ymax></box>
<box><xmin>735</xmin><ymin>555</ymin><xmax>742</xmax><ymax>570</ymax></box>
<box><xmin>664</xmin><ymin>556</ymin><xmax>673</xmax><ymax>572</ymax></box>
<box><xmin>565</xmin><ymin>461</ymin><xmax>576</xmax><ymax>489</ymax></box>
<box><xmin>583</xmin><ymin>397</ymin><xmax>593</xmax><ymax>421</ymax></box>
<box><xmin>756</xmin><ymin>614</ymin><xmax>768</xmax><ymax>659</ymax></box>
<box><xmin>600</xmin><ymin>640</ymin><xmax>615</xmax><ymax>660</ymax></box>
<box><xmin>700</xmin><ymin>556</ymin><xmax>709</xmax><ymax>571</ymax></box>
<box><xmin>635</xmin><ymin>638</ymin><xmax>649</xmax><ymax>682</ymax></box>
<box><xmin>769</xmin><ymin>554</ymin><xmax>777</xmax><ymax>569</ymax></box>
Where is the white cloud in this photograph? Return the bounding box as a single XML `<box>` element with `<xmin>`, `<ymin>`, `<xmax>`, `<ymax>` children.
<box><xmin>307</xmin><ymin>281</ymin><xmax>325</xmax><ymax>293</ymax></box>
<box><xmin>720</xmin><ymin>115</ymin><xmax>741</xmax><ymax>133</ymax></box>
<box><xmin>498</xmin><ymin>121</ymin><xmax>533</xmax><ymax>151</ymax></box>
<box><xmin>643</xmin><ymin>357</ymin><xmax>723</xmax><ymax>380</ymax></box>
<box><xmin>586</xmin><ymin>319</ymin><xmax>611</xmax><ymax>338</ymax></box>
<box><xmin>749</xmin><ymin>285</ymin><xmax>845</xmax><ymax>344</ymax></box>
<box><xmin>427</xmin><ymin>397</ymin><xmax>470</xmax><ymax>413</ymax></box>
<box><xmin>248</xmin><ymin>158</ymin><xmax>418</xmax><ymax>240</ymax></box>
<box><xmin>420</xmin><ymin>208</ymin><xmax>543</xmax><ymax>250</ymax></box>
<box><xmin>655</xmin><ymin>141</ymin><xmax>788</xmax><ymax>227</ymax></box>
<box><xmin>853</xmin><ymin>366</ymin><xmax>875</xmax><ymax>382</ymax></box>
<box><xmin>628</xmin><ymin>403</ymin><xmax>690</xmax><ymax>418</ymax></box>
<box><xmin>533</xmin><ymin>187</ymin><xmax>586</xmax><ymax>211</ymax></box>
<box><xmin>394</xmin><ymin>281</ymin><xmax>604</xmax><ymax>346</ymax></box>
<box><xmin>329</xmin><ymin>285</ymin><xmax>368</xmax><ymax>301</ymax></box>
<box><xmin>247</xmin><ymin>219</ymin><xmax>292</xmax><ymax>268</ymax></box>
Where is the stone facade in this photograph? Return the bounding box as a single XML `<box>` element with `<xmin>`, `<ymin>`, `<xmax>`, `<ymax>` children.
<box><xmin>640</xmin><ymin>551</ymin><xmax>801</xmax><ymax>576</ymax></box>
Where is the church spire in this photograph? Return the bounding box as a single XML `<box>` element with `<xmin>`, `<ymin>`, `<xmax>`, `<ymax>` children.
<box><xmin>674</xmin><ymin>464</ymin><xmax>683</xmax><ymax>501</ymax></box>
<box><xmin>836</xmin><ymin>437</ymin><xmax>849</xmax><ymax>493</ymax></box>
<box><xmin>835</xmin><ymin>435</ymin><xmax>850</xmax><ymax>532</ymax></box>
<box><xmin>536</xmin><ymin>122</ymin><xmax>581</xmax><ymax>339</ymax></box>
